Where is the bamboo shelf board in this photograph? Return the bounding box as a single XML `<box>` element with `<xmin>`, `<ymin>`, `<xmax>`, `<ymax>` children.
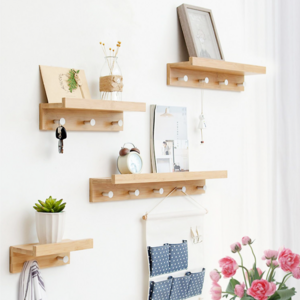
<box><xmin>167</xmin><ymin>57</ymin><xmax>266</xmax><ymax>92</ymax></box>
<box><xmin>39</xmin><ymin>98</ymin><xmax>146</xmax><ymax>131</ymax></box>
<box><xmin>10</xmin><ymin>239</ymin><xmax>93</xmax><ymax>273</ymax></box>
<box><xmin>41</xmin><ymin>98</ymin><xmax>146</xmax><ymax>112</ymax></box>
<box><xmin>90</xmin><ymin>171</ymin><xmax>227</xmax><ymax>203</ymax></box>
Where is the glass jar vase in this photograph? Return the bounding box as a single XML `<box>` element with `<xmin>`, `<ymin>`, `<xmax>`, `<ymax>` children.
<box><xmin>99</xmin><ymin>56</ymin><xmax>123</xmax><ymax>101</ymax></box>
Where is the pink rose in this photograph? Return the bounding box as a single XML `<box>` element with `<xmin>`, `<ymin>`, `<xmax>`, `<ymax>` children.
<box><xmin>242</xmin><ymin>236</ymin><xmax>252</xmax><ymax>245</ymax></box>
<box><xmin>219</xmin><ymin>256</ymin><xmax>239</xmax><ymax>278</ymax></box>
<box><xmin>234</xmin><ymin>282</ymin><xmax>245</xmax><ymax>298</ymax></box>
<box><xmin>278</xmin><ymin>248</ymin><xmax>300</xmax><ymax>272</ymax></box>
<box><xmin>210</xmin><ymin>269</ymin><xmax>221</xmax><ymax>282</ymax></box>
<box><xmin>210</xmin><ymin>281</ymin><xmax>222</xmax><ymax>300</ymax></box>
<box><xmin>247</xmin><ymin>280</ymin><xmax>276</xmax><ymax>300</ymax></box>
<box><xmin>230</xmin><ymin>242</ymin><xmax>242</xmax><ymax>253</ymax></box>
<box><xmin>292</xmin><ymin>266</ymin><xmax>300</xmax><ymax>279</ymax></box>
<box><xmin>263</xmin><ymin>250</ymin><xmax>278</xmax><ymax>260</ymax></box>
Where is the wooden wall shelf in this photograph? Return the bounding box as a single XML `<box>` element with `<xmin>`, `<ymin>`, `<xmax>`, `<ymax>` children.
<box><xmin>10</xmin><ymin>238</ymin><xmax>93</xmax><ymax>273</ymax></box>
<box><xmin>167</xmin><ymin>57</ymin><xmax>266</xmax><ymax>92</ymax></box>
<box><xmin>90</xmin><ymin>171</ymin><xmax>227</xmax><ymax>202</ymax></box>
<box><xmin>39</xmin><ymin>98</ymin><xmax>146</xmax><ymax>131</ymax></box>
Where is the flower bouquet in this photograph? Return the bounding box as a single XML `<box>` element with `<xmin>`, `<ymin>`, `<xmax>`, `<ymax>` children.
<box><xmin>210</xmin><ymin>236</ymin><xmax>299</xmax><ymax>300</ymax></box>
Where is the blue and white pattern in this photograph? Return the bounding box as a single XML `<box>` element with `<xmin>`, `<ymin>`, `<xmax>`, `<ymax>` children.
<box><xmin>148</xmin><ymin>245</ymin><xmax>170</xmax><ymax>277</ymax></box>
<box><xmin>168</xmin><ymin>241</ymin><xmax>188</xmax><ymax>273</ymax></box>
<box><xmin>148</xmin><ymin>269</ymin><xmax>205</xmax><ymax>300</ymax></box>
<box><xmin>186</xmin><ymin>269</ymin><xmax>205</xmax><ymax>298</ymax></box>
<box><xmin>148</xmin><ymin>241</ymin><xmax>188</xmax><ymax>277</ymax></box>
<box><xmin>149</xmin><ymin>277</ymin><xmax>173</xmax><ymax>300</ymax></box>
<box><xmin>169</xmin><ymin>273</ymin><xmax>191</xmax><ymax>300</ymax></box>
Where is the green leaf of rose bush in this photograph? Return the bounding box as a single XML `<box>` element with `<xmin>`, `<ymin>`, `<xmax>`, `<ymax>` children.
<box><xmin>268</xmin><ymin>288</ymin><xmax>296</xmax><ymax>300</ymax></box>
<box><xmin>226</xmin><ymin>278</ymin><xmax>240</xmax><ymax>294</ymax></box>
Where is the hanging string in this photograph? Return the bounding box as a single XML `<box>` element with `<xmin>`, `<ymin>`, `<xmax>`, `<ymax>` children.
<box><xmin>182</xmin><ymin>190</ymin><xmax>208</xmax><ymax>214</ymax></box>
<box><xmin>142</xmin><ymin>187</ymin><xmax>208</xmax><ymax>220</ymax></box>
<box><xmin>143</xmin><ymin>188</ymin><xmax>177</xmax><ymax>220</ymax></box>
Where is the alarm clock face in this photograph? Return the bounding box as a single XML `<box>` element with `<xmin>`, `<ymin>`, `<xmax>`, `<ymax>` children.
<box><xmin>128</xmin><ymin>152</ymin><xmax>143</xmax><ymax>174</ymax></box>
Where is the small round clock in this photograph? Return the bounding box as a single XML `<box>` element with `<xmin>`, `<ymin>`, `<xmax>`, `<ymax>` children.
<box><xmin>117</xmin><ymin>143</ymin><xmax>143</xmax><ymax>174</ymax></box>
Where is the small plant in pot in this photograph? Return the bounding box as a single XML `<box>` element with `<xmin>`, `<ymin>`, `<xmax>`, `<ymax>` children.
<box><xmin>33</xmin><ymin>196</ymin><xmax>66</xmax><ymax>244</ymax></box>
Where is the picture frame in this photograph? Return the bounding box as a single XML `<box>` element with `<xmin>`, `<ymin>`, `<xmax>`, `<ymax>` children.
<box><xmin>177</xmin><ymin>4</ymin><xmax>224</xmax><ymax>60</ymax></box>
<box><xmin>40</xmin><ymin>65</ymin><xmax>91</xmax><ymax>103</ymax></box>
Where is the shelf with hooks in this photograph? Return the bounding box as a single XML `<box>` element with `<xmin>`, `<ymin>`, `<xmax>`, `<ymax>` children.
<box><xmin>167</xmin><ymin>57</ymin><xmax>266</xmax><ymax>92</ymax></box>
<box><xmin>10</xmin><ymin>238</ymin><xmax>93</xmax><ymax>273</ymax></box>
<box><xmin>89</xmin><ymin>171</ymin><xmax>227</xmax><ymax>202</ymax></box>
<box><xmin>39</xmin><ymin>98</ymin><xmax>146</xmax><ymax>131</ymax></box>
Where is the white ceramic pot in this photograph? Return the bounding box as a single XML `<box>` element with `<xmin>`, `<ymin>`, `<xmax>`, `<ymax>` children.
<box><xmin>36</xmin><ymin>211</ymin><xmax>66</xmax><ymax>244</ymax></box>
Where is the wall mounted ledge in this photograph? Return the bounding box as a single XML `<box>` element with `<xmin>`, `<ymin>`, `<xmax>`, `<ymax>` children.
<box><xmin>167</xmin><ymin>57</ymin><xmax>266</xmax><ymax>92</ymax></box>
<box><xmin>10</xmin><ymin>238</ymin><xmax>93</xmax><ymax>273</ymax></box>
<box><xmin>39</xmin><ymin>98</ymin><xmax>146</xmax><ymax>131</ymax></box>
<box><xmin>90</xmin><ymin>171</ymin><xmax>227</xmax><ymax>202</ymax></box>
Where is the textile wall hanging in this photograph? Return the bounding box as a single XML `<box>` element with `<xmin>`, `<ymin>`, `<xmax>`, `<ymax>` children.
<box><xmin>145</xmin><ymin>190</ymin><xmax>207</xmax><ymax>300</ymax></box>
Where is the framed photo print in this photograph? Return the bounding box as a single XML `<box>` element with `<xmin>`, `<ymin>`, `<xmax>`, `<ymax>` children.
<box><xmin>177</xmin><ymin>4</ymin><xmax>224</xmax><ymax>60</ymax></box>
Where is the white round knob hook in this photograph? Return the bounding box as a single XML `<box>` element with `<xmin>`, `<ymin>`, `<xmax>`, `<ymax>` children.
<box><xmin>153</xmin><ymin>188</ymin><xmax>164</xmax><ymax>195</ymax></box>
<box><xmin>129</xmin><ymin>189</ymin><xmax>140</xmax><ymax>196</ymax></box>
<box><xmin>57</xmin><ymin>256</ymin><xmax>69</xmax><ymax>263</ymax></box>
<box><xmin>84</xmin><ymin>119</ymin><xmax>96</xmax><ymax>126</ymax></box>
<box><xmin>199</xmin><ymin>77</ymin><xmax>209</xmax><ymax>84</ymax></box>
<box><xmin>53</xmin><ymin>118</ymin><xmax>66</xmax><ymax>126</ymax></box>
<box><xmin>197</xmin><ymin>185</ymin><xmax>207</xmax><ymax>191</ymax></box>
<box><xmin>177</xmin><ymin>186</ymin><xmax>186</xmax><ymax>193</ymax></box>
<box><xmin>111</xmin><ymin>120</ymin><xmax>123</xmax><ymax>127</ymax></box>
<box><xmin>219</xmin><ymin>79</ymin><xmax>229</xmax><ymax>86</ymax></box>
<box><xmin>178</xmin><ymin>75</ymin><xmax>188</xmax><ymax>82</ymax></box>
<box><xmin>102</xmin><ymin>191</ymin><xmax>113</xmax><ymax>198</ymax></box>
<box><xmin>237</xmin><ymin>82</ymin><xmax>246</xmax><ymax>87</ymax></box>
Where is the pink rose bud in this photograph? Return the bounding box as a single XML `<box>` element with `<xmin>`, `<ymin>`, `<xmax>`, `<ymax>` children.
<box><xmin>210</xmin><ymin>269</ymin><xmax>221</xmax><ymax>282</ymax></box>
<box><xmin>266</xmin><ymin>260</ymin><xmax>278</xmax><ymax>267</ymax></box>
<box><xmin>273</xmin><ymin>261</ymin><xmax>279</xmax><ymax>267</ymax></box>
<box><xmin>242</xmin><ymin>236</ymin><xmax>252</xmax><ymax>245</ymax></box>
<box><xmin>264</xmin><ymin>250</ymin><xmax>278</xmax><ymax>260</ymax></box>
<box><xmin>230</xmin><ymin>242</ymin><xmax>242</xmax><ymax>253</ymax></box>
<box><xmin>262</xmin><ymin>255</ymin><xmax>266</xmax><ymax>260</ymax></box>
<box><xmin>210</xmin><ymin>281</ymin><xmax>222</xmax><ymax>300</ymax></box>
<box><xmin>234</xmin><ymin>282</ymin><xmax>245</xmax><ymax>298</ymax></box>
<box><xmin>292</xmin><ymin>266</ymin><xmax>300</xmax><ymax>279</ymax></box>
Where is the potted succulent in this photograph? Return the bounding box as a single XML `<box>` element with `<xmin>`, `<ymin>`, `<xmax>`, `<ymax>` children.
<box><xmin>33</xmin><ymin>196</ymin><xmax>66</xmax><ymax>244</ymax></box>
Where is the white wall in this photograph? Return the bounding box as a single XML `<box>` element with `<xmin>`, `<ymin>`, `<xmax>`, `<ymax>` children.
<box><xmin>1</xmin><ymin>0</ymin><xmax>296</xmax><ymax>299</ymax></box>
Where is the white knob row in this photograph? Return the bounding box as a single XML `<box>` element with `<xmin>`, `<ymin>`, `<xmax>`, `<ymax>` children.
<box><xmin>177</xmin><ymin>76</ymin><xmax>209</xmax><ymax>84</ymax></box>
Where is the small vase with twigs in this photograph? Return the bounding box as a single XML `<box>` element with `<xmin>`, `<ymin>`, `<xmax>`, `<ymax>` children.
<box><xmin>99</xmin><ymin>41</ymin><xmax>123</xmax><ymax>101</ymax></box>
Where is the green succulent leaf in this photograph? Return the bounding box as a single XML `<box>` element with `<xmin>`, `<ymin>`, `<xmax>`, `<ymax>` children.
<box><xmin>34</xmin><ymin>197</ymin><xmax>66</xmax><ymax>213</ymax></box>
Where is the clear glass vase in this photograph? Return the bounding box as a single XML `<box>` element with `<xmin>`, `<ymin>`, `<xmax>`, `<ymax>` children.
<box><xmin>99</xmin><ymin>56</ymin><xmax>123</xmax><ymax>101</ymax></box>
